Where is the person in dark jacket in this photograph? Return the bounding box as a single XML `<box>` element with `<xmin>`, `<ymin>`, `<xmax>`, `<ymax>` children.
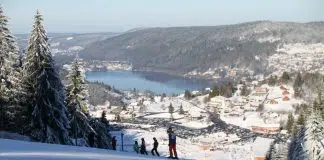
<box><xmin>112</xmin><ymin>136</ymin><xmax>117</xmax><ymax>150</ymax></box>
<box><xmin>167</xmin><ymin>128</ymin><xmax>178</xmax><ymax>159</ymax></box>
<box><xmin>88</xmin><ymin>132</ymin><xmax>95</xmax><ymax>147</ymax></box>
<box><xmin>151</xmin><ymin>137</ymin><xmax>160</xmax><ymax>156</ymax></box>
<box><xmin>133</xmin><ymin>140</ymin><xmax>140</xmax><ymax>153</ymax></box>
<box><xmin>140</xmin><ymin>138</ymin><xmax>148</xmax><ymax>155</ymax></box>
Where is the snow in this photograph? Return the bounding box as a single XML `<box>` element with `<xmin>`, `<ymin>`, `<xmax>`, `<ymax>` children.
<box><xmin>145</xmin><ymin>112</ymin><xmax>184</xmax><ymax>119</ymax></box>
<box><xmin>0</xmin><ymin>138</ymin><xmax>164</xmax><ymax>160</ymax></box>
<box><xmin>0</xmin><ymin>132</ymin><xmax>30</xmax><ymax>141</ymax></box>
<box><xmin>68</xmin><ymin>46</ymin><xmax>84</xmax><ymax>51</ymax></box>
<box><xmin>110</xmin><ymin>129</ymin><xmax>254</xmax><ymax>160</ymax></box>
<box><xmin>66</xmin><ymin>37</ymin><xmax>74</xmax><ymax>40</ymax></box>
<box><xmin>252</xmin><ymin>137</ymin><xmax>274</xmax><ymax>157</ymax></box>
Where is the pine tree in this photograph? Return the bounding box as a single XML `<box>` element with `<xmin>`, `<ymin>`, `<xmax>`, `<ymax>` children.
<box><xmin>268</xmin><ymin>75</ymin><xmax>277</xmax><ymax>86</ymax></box>
<box><xmin>296</xmin><ymin>112</ymin><xmax>305</xmax><ymax>126</ymax></box>
<box><xmin>22</xmin><ymin>11</ymin><xmax>70</xmax><ymax>144</ymax></box>
<box><xmin>281</xmin><ymin>71</ymin><xmax>290</xmax><ymax>83</ymax></box>
<box><xmin>304</xmin><ymin>108</ymin><xmax>324</xmax><ymax>160</ymax></box>
<box><xmin>286</xmin><ymin>112</ymin><xmax>294</xmax><ymax>134</ymax></box>
<box><xmin>0</xmin><ymin>7</ymin><xmax>26</xmax><ymax>132</ymax></box>
<box><xmin>66</xmin><ymin>57</ymin><xmax>94</xmax><ymax>146</ymax></box>
<box><xmin>288</xmin><ymin>126</ymin><xmax>306</xmax><ymax>160</ymax></box>
<box><xmin>240</xmin><ymin>84</ymin><xmax>249</xmax><ymax>96</ymax></box>
<box><xmin>90</xmin><ymin>118</ymin><xmax>112</xmax><ymax>149</ymax></box>
<box><xmin>168</xmin><ymin>103</ymin><xmax>174</xmax><ymax>121</ymax></box>
<box><xmin>293</xmin><ymin>73</ymin><xmax>303</xmax><ymax>98</ymax></box>
<box><xmin>179</xmin><ymin>104</ymin><xmax>184</xmax><ymax>114</ymax></box>
<box><xmin>184</xmin><ymin>90</ymin><xmax>191</xmax><ymax>100</ymax></box>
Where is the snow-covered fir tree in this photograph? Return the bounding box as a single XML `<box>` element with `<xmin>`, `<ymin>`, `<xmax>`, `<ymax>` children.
<box><xmin>66</xmin><ymin>57</ymin><xmax>95</xmax><ymax>146</ymax></box>
<box><xmin>303</xmin><ymin>107</ymin><xmax>324</xmax><ymax>160</ymax></box>
<box><xmin>267</xmin><ymin>142</ymin><xmax>288</xmax><ymax>160</ymax></box>
<box><xmin>0</xmin><ymin>7</ymin><xmax>26</xmax><ymax>132</ymax></box>
<box><xmin>288</xmin><ymin>126</ymin><xmax>306</xmax><ymax>160</ymax></box>
<box><xmin>22</xmin><ymin>11</ymin><xmax>71</xmax><ymax>144</ymax></box>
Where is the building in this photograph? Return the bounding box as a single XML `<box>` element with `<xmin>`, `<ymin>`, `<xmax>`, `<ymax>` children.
<box><xmin>251</xmin><ymin>124</ymin><xmax>281</xmax><ymax>134</ymax></box>
<box><xmin>282</xmin><ymin>90</ymin><xmax>290</xmax><ymax>95</ymax></box>
<box><xmin>280</xmin><ymin>85</ymin><xmax>287</xmax><ymax>90</ymax></box>
<box><xmin>268</xmin><ymin>99</ymin><xmax>278</xmax><ymax>104</ymax></box>
<box><xmin>282</xmin><ymin>96</ymin><xmax>290</xmax><ymax>101</ymax></box>
<box><xmin>209</xmin><ymin>96</ymin><xmax>226</xmax><ymax>108</ymax></box>
<box><xmin>252</xmin><ymin>87</ymin><xmax>268</xmax><ymax>97</ymax></box>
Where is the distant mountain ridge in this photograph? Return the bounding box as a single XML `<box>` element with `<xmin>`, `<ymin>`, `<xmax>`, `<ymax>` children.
<box><xmin>79</xmin><ymin>21</ymin><xmax>324</xmax><ymax>77</ymax></box>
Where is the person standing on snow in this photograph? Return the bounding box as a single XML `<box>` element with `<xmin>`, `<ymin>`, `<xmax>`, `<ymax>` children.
<box><xmin>111</xmin><ymin>136</ymin><xmax>117</xmax><ymax>150</ymax></box>
<box><xmin>151</xmin><ymin>137</ymin><xmax>160</xmax><ymax>156</ymax></box>
<box><xmin>140</xmin><ymin>138</ymin><xmax>148</xmax><ymax>155</ymax></box>
<box><xmin>167</xmin><ymin>128</ymin><xmax>178</xmax><ymax>159</ymax></box>
<box><xmin>133</xmin><ymin>140</ymin><xmax>140</xmax><ymax>154</ymax></box>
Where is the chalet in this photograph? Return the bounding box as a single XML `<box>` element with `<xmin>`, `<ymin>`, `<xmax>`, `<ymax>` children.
<box><xmin>251</xmin><ymin>124</ymin><xmax>281</xmax><ymax>134</ymax></box>
<box><xmin>252</xmin><ymin>87</ymin><xmax>268</xmax><ymax>97</ymax></box>
<box><xmin>110</xmin><ymin>106</ymin><xmax>122</xmax><ymax>114</ymax></box>
<box><xmin>282</xmin><ymin>90</ymin><xmax>290</xmax><ymax>95</ymax></box>
<box><xmin>253</xmin><ymin>137</ymin><xmax>274</xmax><ymax>160</ymax></box>
<box><xmin>282</xmin><ymin>96</ymin><xmax>290</xmax><ymax>101</ymax></box>
<box><xmin>280</xmin><ymin>85</ymin><xmax>287</xmax><ymax>90</ymax></box>
<box><xmin>268</xmin><ymin>99</ymin><xmax>278</xmax><ymax>104</ymax></box>
<box><xmin>209</xmin><ymin>96</ymin><xmax>226</xmax><ymax>108</ymax></box>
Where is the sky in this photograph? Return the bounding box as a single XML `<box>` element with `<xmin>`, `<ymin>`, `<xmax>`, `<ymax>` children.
<box><xmin>2</xmin><ymin>0</ymin><xmax>324</xmax><ymax>34</ymax></box>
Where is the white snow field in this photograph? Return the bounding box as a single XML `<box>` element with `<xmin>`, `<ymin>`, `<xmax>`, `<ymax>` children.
<box><xmin>0</xmin><ymin>138</ymin><xmax>166</xmax><ymax>160</ymax></box>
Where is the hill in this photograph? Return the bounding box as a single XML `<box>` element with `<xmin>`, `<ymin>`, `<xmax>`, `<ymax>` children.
<box><xmin>80</xmin><ymin>21</ymin><xmax>324</xmax><ymax>77</ymax></box>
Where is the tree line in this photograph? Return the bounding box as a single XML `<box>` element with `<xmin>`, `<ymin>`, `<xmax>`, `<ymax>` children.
<box><xmin>0</xmin><ymin>8</ymin><xmax>112</xmax><ymax>149</ymax></box>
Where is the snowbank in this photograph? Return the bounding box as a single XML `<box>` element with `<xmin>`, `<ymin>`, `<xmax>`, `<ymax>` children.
<box><xmin>0</xmin><ymin>138</ymin><xmax>164</xmax><ymax>160</ymax></box>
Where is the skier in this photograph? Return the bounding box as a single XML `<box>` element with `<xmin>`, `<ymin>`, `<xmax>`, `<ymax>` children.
<box><xmin>133</xmin><ymin>140</ymin><xmax>140</xmax><ymax>154</ymax></box>
<box><xmin>140</xmin><ymin>138</ymin><xmax>148</xmax><ymax>155</ymax></box>
<box><xmin>88</xmin><ymin>132</ymin><xmax>95</xmax><ymax>147</ymax></box>
<box><xmin>151</xmin><ymin>137</ymin><xmax>160</xmax><ymax>156</ymax></box>
<box><xmin>112</xmin><ymin>136</ymin><xmax>117</xmax><ymax>150</ymax></box>
<box><xmin>167</xmin><ymin>127</ymin><xmax>178</xmax><ymax>159</ymax></box>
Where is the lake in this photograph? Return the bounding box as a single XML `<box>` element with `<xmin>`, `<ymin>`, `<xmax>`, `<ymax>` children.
<box><xmin>85</xmin><ymin>71</ymin><xmax>214</xmax><ymax>95</ymax></box>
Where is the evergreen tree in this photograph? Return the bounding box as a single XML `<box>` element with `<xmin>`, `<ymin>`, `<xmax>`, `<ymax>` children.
<box><xmin>22</xmin><ymin>11</ymin><xmax>70</xmax><ymax>144</ymax></box>
<box><xmin>66</xmin><ymin>57</ymin><xmax>94</xmax><ymax>146</ymax></box>
<box><xmin>240</xmin><ymin>84</ymin><xmax>249</xmax><ymax>96</ymax></box>
<box><xmin>304</xmin><ymin>108</ymin><xmax>324</xmax><ymax>160</ymax></box>
<box><xmin>184</xmin><ymin>90</ymin><xmax>192</xmax><ymax>100</ymax></box>
<box><xmin>0</xmin><ymin>7</ymin><xmax>26</xmax><ymax>132</ymax></box>
<box><xmin>268</xmin><ymin>75</ymin><xmax>277</xmax><ymax>86</ymax></box>
<box><xmin>296</xmin><ymin>112</ymin><xmax>305</xmax><ymax>126</ymax></box>
<box><xmin>101</xmin><ymin>111</ymin><xmax>109</xmax><ymax>126</ymax></box>
<box><xmin>168</xmin><ymin>103</ymin><xmax>174</xmax><ymax>121</ymax></box>
<box><xmin>209</xmin><ymin>86</ymin><xmax>220</xmax><ymax>98</ymax></box>
<box><xmin>293</xmin><ymin>73</ymin><xmax>303</xmax><ymax>98</ymax></box>
<box><xmin>281</xmin><ymin>71</ymin><xmax>290</xmax><ymax>83</ymax></box>
<box><xmin>286</xmin><ymin>112</ymin><xmax>294</xmax><ymax>134</ymax></box>
<box><xmin>288</xmin><ymin>126</ymin><xmax>306</xmax><ymax>160</ymax></box>
<box><xmin>179</xmin><ymin>104</ymin><xmax>184</xmax><ymax>114</ymax></box>
<box><xmin>90</xmin><ymin>118</ymin><xmax>112</xmax><ymax>149</ymax></box>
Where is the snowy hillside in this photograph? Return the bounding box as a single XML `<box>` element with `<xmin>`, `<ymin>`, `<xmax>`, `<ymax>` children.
<box><xmin>0</xmin><ymin>139</ymin><xmax>165</xmax><ymax>160</ymax></box>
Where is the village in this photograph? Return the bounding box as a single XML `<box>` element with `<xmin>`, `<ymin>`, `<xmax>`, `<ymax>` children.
<box><xmin>89</xmin><ymin>77</ymin><xmax>302</xmax><ymax>160</ymax></box>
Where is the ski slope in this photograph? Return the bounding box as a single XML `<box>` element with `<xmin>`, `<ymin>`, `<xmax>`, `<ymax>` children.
<box><xmin>0</xmin><ymin>138</ymin><xmax>166</xmax><ymax>160</ymax></box>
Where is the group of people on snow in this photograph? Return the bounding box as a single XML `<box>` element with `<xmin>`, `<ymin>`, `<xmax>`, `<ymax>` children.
<box><xmin>109</xmin><ymin>127</ymin><xmax>178</xmax><ymax>159</ymax></box>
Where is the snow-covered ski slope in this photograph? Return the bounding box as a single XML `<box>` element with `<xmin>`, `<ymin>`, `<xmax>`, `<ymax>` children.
<box><xmin>0</xmin><ymin>138</ymin><xmax>167</xmax><ymax>160</ymax></box>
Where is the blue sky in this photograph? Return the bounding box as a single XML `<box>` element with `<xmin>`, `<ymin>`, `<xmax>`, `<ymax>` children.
<box><xmin>2</xmin><ymin>0</ymin><xmax>324</xmax><ymax>33</ymax></box>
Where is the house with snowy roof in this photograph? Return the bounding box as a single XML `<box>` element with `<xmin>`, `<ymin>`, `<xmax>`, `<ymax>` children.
<box><xmin>251</xmin><ymin>123</ymin><xmax>280</xmax><ymax>134</ymax></box>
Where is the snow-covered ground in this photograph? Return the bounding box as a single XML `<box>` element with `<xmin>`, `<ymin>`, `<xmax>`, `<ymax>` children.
<box><xmin>0</xmin><ymin>138</ymin><xmax>165</xmax><ymax>160</ymax></box>
<box><xmin>110</xmin><ymin>128</ymin><xmax>254</xmax><ymax>160</ymax></box>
